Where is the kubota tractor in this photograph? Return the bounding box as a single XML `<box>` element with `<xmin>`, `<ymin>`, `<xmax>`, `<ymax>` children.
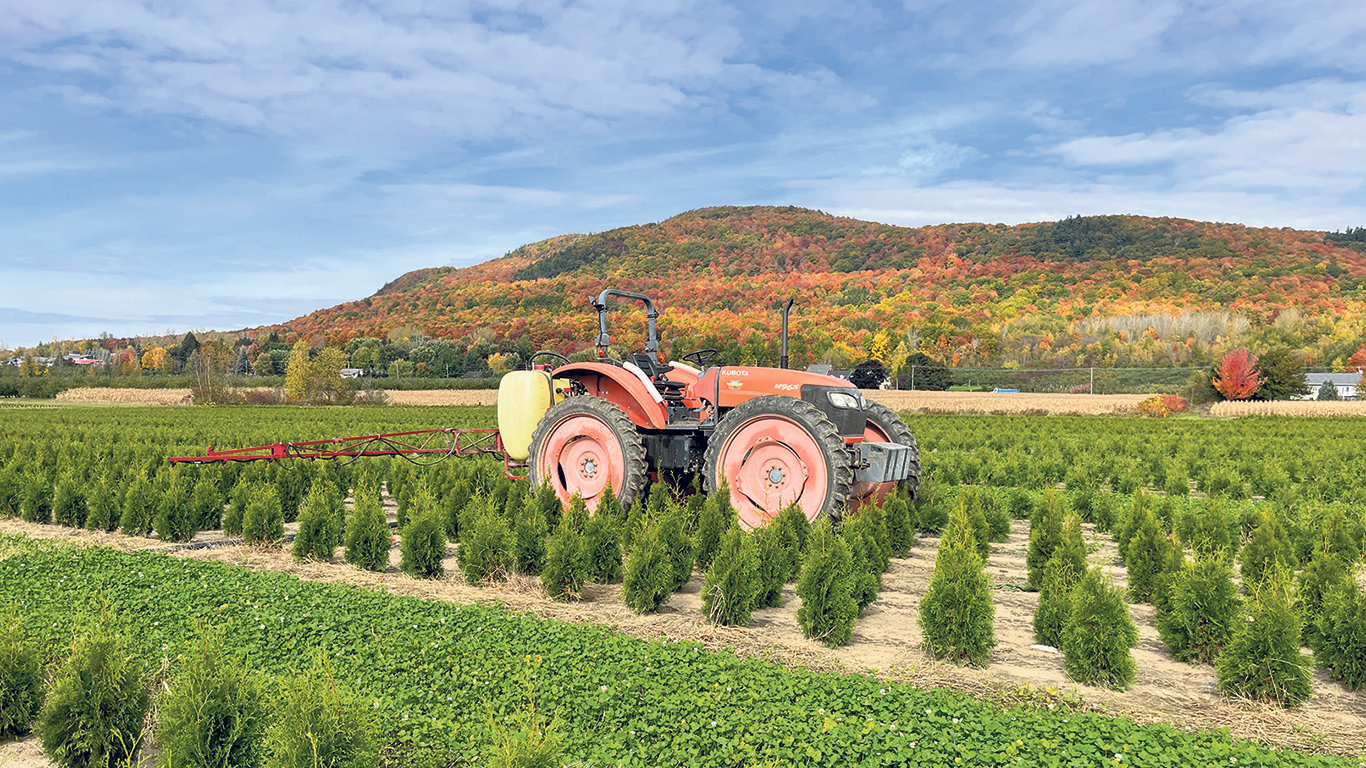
<box><xmin>171</xmin><ymin>289</ymin><xmax>920</xmax><ymax>530</ymax></box>
<box><xmin>500</xmin><ymin>289</ymin><xmax>920</xmax><ymax>529</ymax></box>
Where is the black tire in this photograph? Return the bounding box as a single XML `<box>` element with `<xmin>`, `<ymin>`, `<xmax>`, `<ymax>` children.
<box><xmin>703</xmin><ymin>395</ymin><xmax>853</xmax><ymax>527</ymax></box>
<box><xmin>528</xmin><ymin>397</ymin><xmax>648</xmax><ymax>510</ymax></box>
<box><xmin>862</xmin><ymin>399</ymin><xmax>922</xmax><ymax>502</ymax></box>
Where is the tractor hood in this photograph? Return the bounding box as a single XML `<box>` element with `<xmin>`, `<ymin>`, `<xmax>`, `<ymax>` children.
<box><xmin>695</xmin><ymin>366</ymin><xmax>856</xmax><ymax>410</ymax></box>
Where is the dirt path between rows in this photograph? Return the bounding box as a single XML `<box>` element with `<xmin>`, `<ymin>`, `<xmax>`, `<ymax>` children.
<box><xmin>2</xmin><ymin>514</ymin><xmax>1363</xmax><ymax>764</ymax></box>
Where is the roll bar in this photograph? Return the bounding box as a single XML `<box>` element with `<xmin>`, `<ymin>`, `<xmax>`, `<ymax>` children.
<box><xmin>591</xmin><ymin>289</ymin><xmax>659</xmax><ymax>360</ymax></box>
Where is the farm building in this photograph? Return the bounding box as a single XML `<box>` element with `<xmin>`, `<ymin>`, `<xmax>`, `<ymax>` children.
<box><xmin>1301</xmin><ymin>372</ymin><xmax>1361</xmax><ymax>400</ymax></box>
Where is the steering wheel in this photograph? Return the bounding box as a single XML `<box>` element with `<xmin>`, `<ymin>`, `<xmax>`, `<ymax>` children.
<box><xmin>682</xmin><ymin>348</ymin><xmax>718</xmax><ymax>368</ymax></box>
<box><xmin>530</xmin><ymin>350</ymin><xmax>571</xmax><ymax>368</ymax></box>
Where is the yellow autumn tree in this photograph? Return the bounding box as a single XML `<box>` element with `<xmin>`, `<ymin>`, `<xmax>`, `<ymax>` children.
<box><xmin>141</xmin><ymin>346</ymin><xmax>169</xmax><ymax>373</ymax></box>
<box><xmin>284</xmin><ymin>340</ymin><xmax>311</xmax><ymax>401</ymax></box>
<box><xmin>886</xmin><ymin>340</ymin><xmax>910</xmax><ymax>390</ymax></box>
<box><xmin>869</xmin><ymin>331</ymin><xmax>891</xmax><ymax>365</ymax></box>
<box><xmin>306</xmin><ymin>347</ymin><xmax>349</xmax><ymax>403</ymax></box>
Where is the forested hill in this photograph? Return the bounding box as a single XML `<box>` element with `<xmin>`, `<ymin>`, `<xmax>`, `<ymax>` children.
<box><xmin>276</xmin><ymin>206</ymin><xmax>1366</xmax><ymax>371</ymax></box>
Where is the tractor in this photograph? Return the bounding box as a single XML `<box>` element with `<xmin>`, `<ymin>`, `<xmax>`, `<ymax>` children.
<box><xmin>502</xmin><ymin>289</ymin><xmax>920</xmax><ymax>529</ymax></box>
<box><xmin>171</xmin><ymin>289</ymin><xmax>920</xmax><ymax>530</ymax></box>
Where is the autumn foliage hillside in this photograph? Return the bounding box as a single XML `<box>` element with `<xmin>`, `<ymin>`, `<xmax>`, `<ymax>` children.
<box><xmin>275</xmin><ymin>207</ymin><xmax>1366</xmax><ymax>370</ymax></box>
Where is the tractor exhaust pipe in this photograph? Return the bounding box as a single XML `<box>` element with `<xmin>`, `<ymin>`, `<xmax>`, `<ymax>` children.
<box><xmin>780</xmin><ymin>298</ymin><xmax>795</xmax><ymax>369</ymax></box>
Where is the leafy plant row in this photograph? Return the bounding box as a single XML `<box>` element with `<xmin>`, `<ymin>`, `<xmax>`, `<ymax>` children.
<box><xmin>1</xmin><ymin>535</ymin><xmax>1352</xmax><ymax>768</ymax></box>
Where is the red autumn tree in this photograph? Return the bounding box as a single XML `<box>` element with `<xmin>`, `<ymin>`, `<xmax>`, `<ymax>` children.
<box><xmin>1349</xmin><ymin>344</ymin><xmax>1366</xmax><ymax>372</ymax></box>
<box><xmin>1213</xmin><ymin>348</ymin><xmax>1262</xmax><ymax>400</ymax></box>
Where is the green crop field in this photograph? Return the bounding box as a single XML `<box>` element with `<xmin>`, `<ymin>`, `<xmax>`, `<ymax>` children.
<box><xmin>1</xmin><ymin>535</ymin><xmax>1353</xmax><ymax>768</ymax></box>
<box><xmin>2</xmin><ymin>405</ymin><xmax>1365</xmax><ymax>766</ymax></box>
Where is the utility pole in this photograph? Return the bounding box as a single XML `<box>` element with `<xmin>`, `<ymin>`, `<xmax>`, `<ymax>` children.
<box><xmin>1090</xmin><ymin>366</ymin><xmax>1094</xmax><ymax>395</ymax></box>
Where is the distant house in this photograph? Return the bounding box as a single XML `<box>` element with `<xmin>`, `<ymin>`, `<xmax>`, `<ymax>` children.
<box><xmin>339</xmin><ymin>368</ymin><xmax>364</xmax><ymax>379</ymax></box>
<box><xmin>1302</xmin><ymin>372</ymin><xmax>1361</xmax><ymax>400</ymax></box>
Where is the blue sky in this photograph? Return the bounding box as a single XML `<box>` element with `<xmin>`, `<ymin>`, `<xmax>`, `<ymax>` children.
<box><xmin>2</xmin><ymin>0</ymin><xmax>1364</xmax><ymax>347</ymax></box>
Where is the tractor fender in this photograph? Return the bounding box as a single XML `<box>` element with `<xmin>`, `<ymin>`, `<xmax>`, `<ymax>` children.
<box><xmin>550</xmin><ymin>362</ymin><xmax>670</xmax><ymax>430</ymax></box>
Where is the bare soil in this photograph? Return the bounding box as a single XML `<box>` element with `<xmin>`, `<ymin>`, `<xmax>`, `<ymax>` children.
<box><xmin>2</xmin><ymin>512</ymin><xmax>1363</xmax><ymax>761</ymax></box>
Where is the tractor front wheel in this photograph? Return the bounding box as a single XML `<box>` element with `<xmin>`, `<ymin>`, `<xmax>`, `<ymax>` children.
<box><xmin>528</xmin><ymin>397</ymin><xmax>647</xmax><ymax>512</ymax></box>
<box><xmin>703</xmin><ymin>396</ymin><xmax>852</xmax><ymax>530</ymax></box>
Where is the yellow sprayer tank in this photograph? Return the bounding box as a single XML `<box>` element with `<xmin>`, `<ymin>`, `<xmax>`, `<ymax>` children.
<box><xmin>498</xmin><ymin>370</ymin><xmax>554</xmax><ymax>461</ymax></box>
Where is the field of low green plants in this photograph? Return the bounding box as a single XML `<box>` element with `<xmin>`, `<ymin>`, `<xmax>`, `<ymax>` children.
<box><xmin>1</xmin><ymin>535</ymin><xmax>1354</xmax><ymax>768</ymax></box>
<box><xmin>2</xmin><ymin>406</ymin><xmax>1366</xmax><ymax>766</ymax></box>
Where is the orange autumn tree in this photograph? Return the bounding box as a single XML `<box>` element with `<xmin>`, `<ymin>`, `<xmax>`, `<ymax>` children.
<box><xmin>1213</xmin><ymin>348</ymin><xmax>1262</xmax><ymax>400</ymax></box>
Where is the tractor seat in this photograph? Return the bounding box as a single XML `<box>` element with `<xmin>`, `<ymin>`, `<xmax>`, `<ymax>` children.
<box><xmin>630</xmin><ymin>353</ymin><xmax>688</xmax><ymax>398</ymax></box>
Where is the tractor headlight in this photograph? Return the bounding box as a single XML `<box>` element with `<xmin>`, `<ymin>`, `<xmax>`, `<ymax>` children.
<box><xmin>826</xmin><ymin>391</ymin><xmax>861</xmax><ymax>410</ymax></box>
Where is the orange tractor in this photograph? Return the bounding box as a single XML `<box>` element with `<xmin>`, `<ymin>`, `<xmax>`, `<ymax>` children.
<box><xmin>171</xmin><ymin>289</ymin><xmax>920</xmax><ymax>529</ymax></box>
<box><xmin>503</xmin><ymin>290</ymin><xmax>920</xmax><ymax>528</ymax></box>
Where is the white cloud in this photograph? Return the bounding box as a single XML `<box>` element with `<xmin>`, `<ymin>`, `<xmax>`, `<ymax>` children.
<box><xmin>1052</xmin><ymin>80</ymin><xmax>1366</xmax><ymax>194</ymax></box>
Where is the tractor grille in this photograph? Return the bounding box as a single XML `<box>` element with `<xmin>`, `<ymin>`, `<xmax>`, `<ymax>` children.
<box><xmin>853</xmin><ymin>442</ymin><xmax>916</xmax><ymax>484</ymax></box>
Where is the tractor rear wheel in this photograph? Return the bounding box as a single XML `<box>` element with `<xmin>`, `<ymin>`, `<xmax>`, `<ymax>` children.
<box><xmin>851</xmin><ymin>399</ymin><xmax>922</xmax><ymax>506</ymax></box>
<box><xmin>703</xmin><ymin>395</ymin><xmax>852</xmax><ymax>530</ymax></box>
<box><xmin>528</xmin><ymin>397</ymin><xmax>647</xmax><ymax>512</ymax></box>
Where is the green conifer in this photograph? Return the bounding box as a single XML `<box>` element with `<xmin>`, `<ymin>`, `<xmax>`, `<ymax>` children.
<box><xmin>155</xmin><ymin>473</ymin><xmax>197</xmax><ymax>543</ymax></box>
<box><xmin>155</xmin><ymin>626</ymin><xmax>267</xmax><ymax>768</ymax></box>
<box><xmin>693</xmin><ymin>483</ymin><xmax>736</xmax><ymax>572</ymax></box>
<box><xmin>84</xmin><ymin>473</ymin><xmax>118</xmax><ymax>532</ymax></box>
<box><xmin>1126</xmin><ymin>506</ymin><xmax>1172</xmax><ymax>604</ymax></box>
<box><xmin>884</xmin><ymin>495</ymin><xmax>915</xmax><ymax>557</ymax></box>
<box><xmin>541</xmin><ymin>521</ymin><xmax>588</xmax><ymax>601</ymax></box>
<box><xmin>1216</xmin><ymin>578</ymin><xmax>1312</xmax><ymax>706</ymax></box>
<box><xmin>223</xmin><ymin>481</ymin><xmax>251</xmax><ymax>536</ymax></box>
<box><xmin>192</xmin><ymin>477</ymin><xmax>222</xmax><ymax>531</ymax></box>
<box><xmin>444</xmin><ymin>478</ymin><xmax>473</xmax><ymax>539</ymax></box>
<box><xmin>1026</xmin><ymin>490</ymin><xmax>1064</xmax><ymax>590</ymax></box>
<box><xmin>1297</xmin><ymin>549</ymin><xmax>1349</xmax><ymax>647</ymax></box>
<box><xmin>622</xmin><ymin>519</ymin><xmax>672</xmax><ymax>614</ymax></box>
<box><xmin>1116</xmin><ymin>490</ymin><xmax>1151</xmax><ymax>564</ymax></box>
<box><xmin>1314</xmin><ymin>579</ymin><xmax>1366</xmax><ymax>690</ymax></box>
<box><xmin>701</xmin><ymin>527</ymin><xmax>759</xmax><ymax>626</ymax></box>
<box><xmin>1062</xmin><ymin>567</ymin><xmax>1138</xmax><ymax>690</ymax></box>
<box><xmin>1033</xmin><ymin>553</ymin><xmax>1082</xmax><ymax>648</ymax></box>
<box><xmin>242</xmin><ymin>483</ymin><xmax>284</xmax><ymax>545</ymax></box>
<box><xmin>1190</xmin><ymin>499</ymin><xmax>1234</xmax><ymax>563</ymax></box>
<box><xmin>1238</xmin><ymin>507</ymin><xmax>1298</xmax><ymax>590</ymax></box>
<box><xmin>772</xmin><ymin>501</ymin><xmax>811</xmax><ymax>582</ymax></box>
<box><xmin>796</xmin><ymin>521</ymin><xmax>858</xmax><ymax>648</ymax></box>
<box><xmin>583</xmin><ymin>512</ymin><xmax>623</xmax><ymax>583</ymax></box>
<box><xmin>20</xmin><ymin>472</ymin><xmax>52</xmax><ymax>524</ymax></box>
<box><xmin>512</xmin><ymin>506</ymin><xmax>548</xmax><ymax>576</ymax></box>
<box><xmin>1156</xmin><ymin>556</ymin><xmax>1240</xmax><ymax>664</ymax></box>
<box><xmin>119</xmin><ymin>474</ymin><xmax>154</xmax><ymax>536</ymax></box>
<box><xmin>51</xmin><ymin>472</ymin><xmax>87</xmax><ymax>529</ymax></box>
<box><xmin>0</xmin><ymin>613</ymin><xmax>42</xmax><ymax>738</ymax></box>
<box><xmin>344</xmin><ymin>489</ymin><xmax>391</xmax><ymax>572</ymax></box>
<box><xmin>920</xmin><ymin>505</ymin><xmax>996</xmax><ymax>666</ymax></box>
<box><xmin>458</xmin><ymin>500</ymin><xmax>514</xmax><ymax>584</ymax></box>
<box><xmin>37</xmin><ymin>621</ymin><xmax>150</xmax><ymax>768</ymax></box>
<box><xmin>753</xmin><ymin>523</ymin><xmax>787</xmax><ymax>608</ymax></box>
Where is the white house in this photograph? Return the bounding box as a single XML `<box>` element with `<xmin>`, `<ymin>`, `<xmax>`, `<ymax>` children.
<box><xmin>1302</xmin><ymin>372</ymin><xmax>1361</xmax><ymax>400</ymax></box>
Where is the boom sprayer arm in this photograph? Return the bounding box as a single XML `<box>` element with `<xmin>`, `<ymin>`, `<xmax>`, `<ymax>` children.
<box><xmin>591</xmin><ymin>289</ymin><xmax>659</xmax><ymax>360</ymax></box>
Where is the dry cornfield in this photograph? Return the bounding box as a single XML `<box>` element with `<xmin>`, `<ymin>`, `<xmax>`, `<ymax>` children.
<box><xmin>863</xmin><ymin>390</ymin><xmax>1150</xmax><ymax>415</ymax></box>
<box><xmin>1210</xmin><ymin>400</ymin><xmax>1366</xmax><ymax>417</ymax></box>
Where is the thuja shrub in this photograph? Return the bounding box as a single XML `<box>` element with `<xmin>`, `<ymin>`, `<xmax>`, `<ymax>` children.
<box><xmin>119</xmin><ymin>474</ymin><xmax>154</xmax><ymax>536</ymax></box>
<box><xmin>658</xmin><ymin>503</ymin><xmax>695</xmax><ymax>592</ymax></box>
<box><xmin>1126</xmin><ymin>506</ymin><xmax>1172</xmax><ymax>604</ymax></box>
<box><xmin>37</xmin><ymin>621</ymin><xmax>151</xmax><ymax>768</ymax></box>
<box><xmin>583</xmin><ymin>512</ymin><xmax>623</xmax><ymax>584</ymax></box>
<box><xmin>693</xmin><ymin>483</ymin><xmax>736</xmax><ymax>572</ymax></box>
<box><xmin>1314</xmin><ymin>580</ymin><xmax>1366</xmax><ymax>690</ymax></box>
<box><xmin>1157</xmin><ymin>557</ymin><xmax>1240</xmax><ymax>664</ymax></box>
<box><xmin>622</xmin><ymin>519</ymin><xmax>672</xmax><ymax>614</ymax></box>
<box><xmin>459</xmin><ymin>500</ymin><xmax>515</xmax><ymax>584</ymax></box>
<box><xmin>844</xmin><ymin>515</ymin><xmax>882</xmax><ymax>611</ymax></box>
<box><xmin>1026</xmin><ymin>491</ymin><xmax>1064</xmax><ymax>590</ymax></box>
<box><xmin>156</xmin><ymin>626</ymin><xmax>267</xmax><ymax>768</ymax></box>
<box><xmin>1239</xmin><ymin>507</ymin><xmax>1298</xmax><ymax>590</ymax></box>
<box><xmin>52</xmin><ymin>472</ymin><xmax>87</xmax><ymax>529</ymax></box>
<box><xmin>796</xmin><ymin>521</ymin><xmax>858</xmax><ymax>648</ymax></box>
<box><xmin>773</xmin><ymin>502</ymin><xmax>811</xmax><ymax>582</ymax></box>
<box><xmin>884</xmin><ymin>495</ymin><xmax>915</xmax><ymax>557</ymax></box>
<box><xmin>541</xmin><ymin>523</ymin><xmax>588</xmax><ymax>601</ymax></box>
<box><xmin>913</xmin><ymin>476</ymin><xmax>950</xmax><ymax>534</ymax></box>
<box><xmin>512</xmin><ymin>505</ymin><xmax>549</xmax><ymax>576</ymax></box>
<box><xmin>1033</xmin><ymin>554</ymin><xmax>1082</xmax><ymax>648</ymax></box>
<box><xmin>223</xmin><ymin>481</ymin><xmax>251</xmax><ymax>536</ymax></box>
<box><xmin>1297</xmin><ymin>549</ymin><xmax>1349</xmax><ymax>647</ymax></box>
<box><xmin>154</xmin><ymin>475</ymin><xmax>198</xmax><ymax>543</ymax></box>
<box><xmin>84</xmin><ymin>474</ymin><xmax>118</xmax><ymax>532</ymax></box>
<box><xmin>344</xmin><ymin>489</ymin><xmax>391</xmax><ymax>573</ymax></box>
<box><xmin>920</xmin><ymin>506</ymin><xmax>995</xmax><ymax>667</ymax></box>
<box><xmin>530</xmin><ymin>482</ymin><xmax>561</xmax><ymax>534</ymax></box>
<box><xmin>264</xmin><ymin>651</ymin><xmax>379</xmax><ymax>768</ymax></box>
<box><xmin>21</xmin><ymin>472</ymin><xmax>53</xmax><ymax>524</ymax></box>
<box><xmin>1115</xmin><ymin>490</ymin><xmax>1153</xmax><ymax>564</ymax></box>
<box><xmin>0</xmin><ymin>613</ymin><xmax>43</xmax><ymax>738</ymax></box>
<box><xmin>192</xmin><ymin>478</ymin><xmax>223</xmax><ymax>531</ymax></box>
<box><xmin>1216</xmin><ymin>579</ymin><xmax>1312</xmax><ymax>707</ymax></box>
<box><xmin>1188</xmin><ymin>500</ymin><xmax>1235</xmax><ymax>563</ymax></box>
<box><xmin>0</xmin><ymin>467</ymin><xmax>19</xmax><ymax>518</ymax></box>
<box><xmin>1062</xmin><ymin>568</ymin><xmax>1138</xmax><ymax>690</ymax></box>
<box><xmin>242</xmin><ymin>484</ymin><xmax>284</xmax><ymax>545</ymax></box>
<box><xmin>443</xmin><ymin>478</ymin><xmax>473</xmax><ymax>540</ymax></box>
<box><xmin>754</xmin><ymin>523</ymin><xmax>787</xmax><ymax>608</ymax></box>
<box><xmin>400</xmin><ymin>504</ymin><xmax>448</xmax><ymax>580</ymax></box>
<box><xmin>701</xmin><ymin>527</ymin><xmax>759</xmax><ymax>626</ymax></box>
